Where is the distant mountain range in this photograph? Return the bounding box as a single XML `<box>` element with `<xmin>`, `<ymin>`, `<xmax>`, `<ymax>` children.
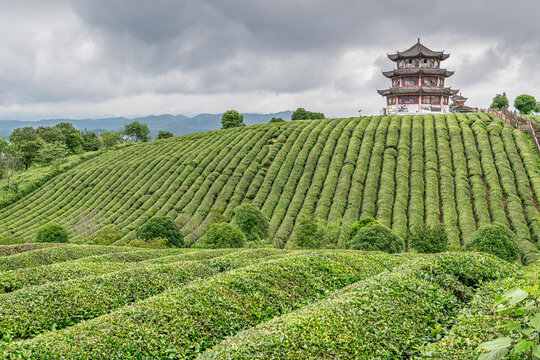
<box><xmin>0</xmin><ymin>111</ymin><xmax>294</xmax><ymax>138</ymax></box>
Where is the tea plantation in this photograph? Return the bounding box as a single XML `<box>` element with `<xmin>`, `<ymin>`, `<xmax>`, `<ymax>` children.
<box><xmin>0</xmin><ymin>114</ymin><xmax>539</xmax><ymax>259</ymax></box>
<box><xmin>0</xmin><ymin>244</ymin><xmax>534</xmax><ymax>359</ymax></box>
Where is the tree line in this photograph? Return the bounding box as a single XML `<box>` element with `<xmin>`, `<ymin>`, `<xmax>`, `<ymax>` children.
<box><xmin>221</xmin><ymin>108</ymin><xmax>325</xmax><ymax>129</ymax></box>
<box><xmin>0</xmin><ymin>121</ymin><xmax>174</xmax><ymax>184</ymax></box>
<box><xmin>490</xmin><ymin>92</ymin><xmax>540</xmax><ymax>114</ymax></box>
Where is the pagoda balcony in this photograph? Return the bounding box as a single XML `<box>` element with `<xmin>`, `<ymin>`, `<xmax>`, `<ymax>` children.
<box><xmin>382</xmin><ymin>68</ymin><xmax>455</xmax><ymax>78</ymax></box>
<box><xmin>377</xmin><ymin>86</ymin><xmax>459</xmax><ymax>97</ymax></box>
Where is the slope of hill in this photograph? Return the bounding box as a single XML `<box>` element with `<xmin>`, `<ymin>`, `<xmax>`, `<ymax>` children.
<box><xmin>0</xmin><ymin>111</ymin><xmax>293</xmax><ymax>138</ymax></box>
<box><xmin>0</xmin><ymin>113</ymin><xmax>538</xmax><ymax>258</ymax></box>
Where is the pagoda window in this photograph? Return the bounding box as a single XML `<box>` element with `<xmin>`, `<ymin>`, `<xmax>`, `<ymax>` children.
<box><xmin>422</xmin><ymin>77</ymin><xmax>438</xmax><ymax>86</ymax></box>
<box><xmin>403</xmin><ymin>77</ymin><xmax>418</xmax><ymax>86</ymax></box>
<box><xmin>413</xmin><ymin>59</ymin><xmax>420</xmax><ymax>67</ymax></box>
<box><xmin>399</xmin><ymin>96</ymin><xmax>419</xmax><ymax>104</ymax></box>
<box><xmin>387</xmin><ymin>96</ymin><xmax>397</xmax><ymax>105</ymax></box>
<box><xmin>422</xmin><ymin>95</ymin><xmax>441</xmax><ymax>104</ymax></box>
<box><xmin>392</xmin><ymin>78</ymin><xmax>401</xmax><ymax>87</ymax></box>
<box><xmin>443</xmin><ymin>96</ymin><xmax>449</xmax><ymax>105</ymax></box>
<box><xmin>439</xmin><ymin>78</ymin><xmax>444</xmax><ymax>86</ymax></box>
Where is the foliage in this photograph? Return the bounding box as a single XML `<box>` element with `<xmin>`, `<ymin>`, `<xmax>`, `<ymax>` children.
<box><xmin>35</xmin><ymin>142</ymin><xmax>69</xmax><ymax>165</ymax></box>
<box><xmin>200</xmin><ymin>222</ymin><xmax>245</xmax><ymax>248</ymax></box>
<box><xmin>9</xmin><ymin>126</ymin><xmax>42</xmax><ymax>169</ymax></box>
<box><xmin>466</xmin><ymin>222</ymin><xmax>521</xmax><ymax>262</ymax></box>
<box><xmin>81</xmin><ymin>130</ymin><xmax>100</xmax><ymax>151</ymax></box>
<box><xmin>156</xmin><ymin>130</ymin><xmax>174</xmax><ymax>140</ymax></box>
<box><xmin>515</xmin><ymin>94</ymin><xmax>538</xmax><ymax>115</ymax></box>
<box><xmin>136</xmin><ymin>216</ymin><xmax>184</xmax><ymax>248</ymax></box>
<box><xmin>349</xmin><ymin>224</ymin><xmax>404</xmax><ymax>253</ymax></box>
<box><xmin>490</xmin><ymin>92</ymin><xmax>510</xmax><ymax>110</ymax></box>
<box><xmin>0</xmin><ymin>151</ymin><xmax>20</xmax><ymax>188</ymax></box>
<box><xmin>221</xmin><ymin>110</ymin><xmax>246</xmax><ymax>129</ymax></box>
<box><xmin>233</xmin><ymin>203</ymin><xmax>269</xmax><ymax>242</ymax></box>
<box><xmin>269</xmin><ymin>117</ymin><xmax>285</xmax><ymax>123</ymax></box>
<box><xmin>100</xmin><ymin>130</ymin><xmax>127</xmax><ymax>147</ymax></box>
<box><xmin>291</xmin><ymin>107</ymin><xmax>325</xmax><ymax>120</ymax></box>
<box><xmin>91</xmin><ymin>226</ymin><xmax>124</xmax><ymax>245</ymax></box>
<box><xmin>477</xmin><ymin>286</ymin><xmax>540</xmax><ymax>360</ymax></box>
<box><xmin>409</xmin><ymin>223</ymin><xmax>449</xmax><ymax>253</ymax></box>
<box><xmin>124</xmin><ymin>121</ymin><xmax>150</xmax><ymax>142</ymax></box>
<box><xmin>128</xmin><ymin>237</ymin><xmax>170</xmax><ymax>249</ymax></box>
<box><xmin>35</xmin><ymin>223</ymin><xmax>69</xmax><ymax>244</ymax></box>
<box><xmin>293</xmin><ymin>214</ymin><xmax>325</xmax><ymax>248</ymax></box>
<box><xmin>346</xmin><ymin>217</ymin><xmax>378</xmax><ymax>243</ymax></box>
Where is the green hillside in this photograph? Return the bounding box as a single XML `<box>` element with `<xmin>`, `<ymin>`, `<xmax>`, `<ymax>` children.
<box><xmin>0</xmin><ymin>245</ymin><xmax>534</xmax><ymax>359</ymax></box>
<box><xmin>0</xmin><ymin>113</ymin><xmax>539</xmax><ymax>257</ymax></box>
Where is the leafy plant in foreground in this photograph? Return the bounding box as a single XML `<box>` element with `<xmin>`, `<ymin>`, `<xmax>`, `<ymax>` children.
<box><xmin>477</xmin><ymin>286</ymin><xmax>540</xmax><ymax>359</ymax></box>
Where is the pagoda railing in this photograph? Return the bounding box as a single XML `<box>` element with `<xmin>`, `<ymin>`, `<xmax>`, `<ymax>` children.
<box><xmin>482</xmin><ymin>108</ymin><xmax>540</xmax><ymax>156</ymax></box>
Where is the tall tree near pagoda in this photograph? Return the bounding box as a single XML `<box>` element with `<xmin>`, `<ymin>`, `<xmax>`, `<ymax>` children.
<box><xmin>490</xmin><ymin>92</ymin><xmax>509</xmax><ymax>110</ymax></box>
<box><xmin>514</xmin><ymin>94</ymin><xmax>537</xmax><ymax>114</ymax></box>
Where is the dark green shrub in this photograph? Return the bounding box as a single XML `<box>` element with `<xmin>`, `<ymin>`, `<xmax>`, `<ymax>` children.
<box><xmin>35</xmin><ymin>223</ymin><xmax>69</xmax><ymax>243</ymax></box>
<box><xmin>409</xmin><ymin>223</ymin><xmax>449</xmax><ymax>253</ymax></box>
<box><xmin>269</xmin><ymin>117</ymin><xmax>285</xmax><ymax>123</ymax></box>
<box><xmin>349</xmin><ymin>224</ymin><xmax>404</xmax><ymax>253</ymax></box>
<box><xmin>293</xmin><ymin>214</ymin><xmax>324</xmax><ymax>248</ymax></box>
<box><xmin>346</xmin><ymin>217</ymin><xmax>378</xmax><ymax>243</ymax></box>
<box><xmin>233</xmin><ymin>204</ymin><xmax>269</xmax><ymax>242</ymax></box>
<box><xmin>201</xmin><ymin>222</ymin><xmax>245</xmax><ymax>248</ymax></box>
<box><xmin>465</xmin><ymin>222</ymin><xmax>521</xmax><ymax>262</ymax></box>
<box><xmin>136</xmin><ymin>217</ymin><xmax>184</xmax><ymax>248</ymax></box>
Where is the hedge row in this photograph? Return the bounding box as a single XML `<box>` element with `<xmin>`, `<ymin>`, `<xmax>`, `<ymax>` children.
<box><xmin>0</xmin><ymin>243</ymin><xmax>61</xmax><ymax>258</ymax></box>
<box><xmin>201</xmin><ymin>253</ymin><xmax>518</xmax><ymax>359</ymax></box>
<box><xmin>0</xmin><ymin>248</ymin><xmax>190</xmax><ymax>293</ymax></box>
<box><xmin>0</xmin><ymin>245</ymin><xmax>127</xmax><ymax>272</ymax></box>
<box><xmin>0</xmin><ymin>248</ymin><xmax>285</xmax><ymax>342</ymax></box>
<box><xmin>2</xmin><ymin>251</ymin><xmax>408</xmax><ymax>358</ymax></box>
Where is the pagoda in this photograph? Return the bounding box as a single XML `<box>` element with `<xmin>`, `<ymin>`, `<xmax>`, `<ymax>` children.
<box><xmin>377</xmin><ymin>39</ymin><xmax>459</xmax><ymax>114</ymax></box>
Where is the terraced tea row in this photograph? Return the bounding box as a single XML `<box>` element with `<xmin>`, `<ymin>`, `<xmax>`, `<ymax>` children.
<box><xmin>0</xmin><ymin>115</ymin><xmax>538</xmax><ymax>255</ymax></box>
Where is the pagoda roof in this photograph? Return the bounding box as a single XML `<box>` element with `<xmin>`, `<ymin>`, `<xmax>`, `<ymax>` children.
<box><xmin>388</xmin><ymin>39</ymin><xmax>450</xmax><ymax>61</ymax></box>
<box><xmin>451</xmin><ymin>93</ymin><xmax>468</xmax><ymax>101</ymax></box>
<box><xmin>377</xmin><ymin>86</ymin><xmax>459</xmax><ymax>96</ymax></box>
<box><xmin>382</xmin><ymin>68</ymin><xmax>455</xmax><ymax>78</ymax></box>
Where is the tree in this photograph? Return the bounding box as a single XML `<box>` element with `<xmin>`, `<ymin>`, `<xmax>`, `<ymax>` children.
<box><xmin>291</xmin><ymin>108</ymin><xmax>325</xmax><ymax>120</ymax></box>
<box><xmin>200</xmin><ymin>222</ymin><xmax>245</xmax><ymax>248</ymax></box>
<box><xmin>36</xmin><ymin>142</ymin><xmax>69</xmax><ymax>165</ymax></box>
<box><xmin>124</xmin><ymin>121</ymin><xmax>151</xmax><ymax>142</ymax></box>
<box><xmin>100</xmin><ymin>131</ymin><xmax>127</xmax><ymax>148</ymax></box>
<box><xmin>490</xmin><ymin>92</ymin><xmax>509</xmax><ymax>110</ymax></box>
<box><xmin>514</xmin><ymin>94</ymin><xmax>537</xmax><ymax>115</ymax></box>
<box><xmin>36</xmin><ymin>126</ymin><xmax>65</xmax><ymax>144</ymax></box>
<box><xmin>0</xmin><ymin>152</ymin><xmax>20</xmax><ymax>187</ymax></box>
<box><xmin>221</xmin><ymin>110</ymin><xmax>245</xmax><ymax>129</ymax></box>
<box><xmin>9</xmin><ymin>127</ymin><xmax>42</xmax><ymax>169</ymax></box>
<box><xmin>465</xmin><ymin>222</ymin><xmax>521</xmax><ymax>262</ymax></box>
<box><xmin>408</xmin><ymin>223</ymin><xmax>449</xmax><ymax>253</ymax></box>
<box><xmin>54</xmin><ymin>123</ymin><xmax>84</xmax><ymax>154</ymax></box>
<box><xmin>293</xmin><ymin>214</ymin><xmax>325</xmax><ymax>248</ymax></box>
<box><xmin>82</xmin><ymin>130</ymin><xmax>100</xmax><ymax>151</ymax></box>
<box><xmin>136</xmin><ymin>216</ymin><xmax>184</xmax><ymax>248</ymax></box>
<box><xmin>346</xmin><ymin>217</ymin><xmax>378</xmax><ymax>245</ymax></box>
<box><xmin>348</xmin><ymin>224</ymin><xmax>404</xmax><ymax>253</ymax></box>
<box><xmin>156</xmin><ymin>130</ymin><xmax>174</xmax><ymax>140</ymax></box>
<box><xmin>233</xmin><ymin>204</ymin><xmax>269</xmax><ymax>242</ymax></box>
<box><xmin>269</xmin><ymin>117</ymin><xmax>285</xmax><ymax>123</ymax></box>
<box><xmin>35</xmin><ymin>223</ymin><xmax>69</xmax><ymax>243</ymax></box>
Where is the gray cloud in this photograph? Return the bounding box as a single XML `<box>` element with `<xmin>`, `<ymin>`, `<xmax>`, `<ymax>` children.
<box><xmin>0</xmin><ymin>0</ymin><xmax>538</xmax><ymax>119</ymax></box>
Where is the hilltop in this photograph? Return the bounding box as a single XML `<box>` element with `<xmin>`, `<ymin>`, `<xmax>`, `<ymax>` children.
<box><xmin>0</xmin><ymin>113</ymin><xmax>538</xmax><ymax>260</ymax></box>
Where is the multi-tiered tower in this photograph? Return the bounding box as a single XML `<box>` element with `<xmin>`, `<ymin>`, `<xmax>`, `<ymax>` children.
<box><xmin>377</xmin><ymin>39</ymin><xmax>459</xmax><ymax>115</ymax></box>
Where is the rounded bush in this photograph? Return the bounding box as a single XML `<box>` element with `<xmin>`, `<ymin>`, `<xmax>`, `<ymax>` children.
<box><xmin>465</xmin><ymin>222</ymin><xmax>521</xmax><ymax>262</ymax></box>
<box><xmin>136</xmin><ymin>216</ymin><xmax>184</xmax><ymax>248</ymax></box>
<box><xmin>349</xmin><ymin>224</ymin><xmax>404</xmax><ymax>253</ymax></box>
<box><xmin>201</xmin><ymin>222</ymin><xmax>245</xmax><ymax>248</ymax></box>
<box><xmin>409</xmin><ymin>223</ymin><xmax>449</xmax><ymax>253</ymax></box>
<box><xmin>346</xmin><ymin>217</ymin><xmax>378</xmax><ymax>244</ymax></box>
<box><xmin>293</xmin><ymin>214</ymin><xmax>324</xmax><ymax>249</ymax></box>
<box><xmin>233</xmin><ymin>204</ymin><xmax>269</xmax><ymax>242</ymax></box>
<box><xmin>35</xmin><ymin>223</ymin><xmax>69</xmax><ymax>243</ymax></box>
<box><xmin>92</xmin><ymin>226</ymin><xmax>124</xmax><ymax>245</ymax></box>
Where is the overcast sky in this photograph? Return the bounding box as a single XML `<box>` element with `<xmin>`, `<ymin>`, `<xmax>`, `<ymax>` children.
<box><xmin>0</xmin><ymin>0</ymin><xmax>538</xmax><ymax>120</ymax></box>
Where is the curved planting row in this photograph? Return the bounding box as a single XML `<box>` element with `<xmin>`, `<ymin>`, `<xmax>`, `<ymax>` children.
<box><xmin>0</xmin><ymin>115</ymin><xmax>538</xmax><ymax>252</ymax></box>
<box><xmin>201</xmin><ymin>253</ymin><xmax>517</xmax><ymax>359</ymax></box>
<box><xmin>1</xmin><ymin>251</ymin><xmax>408</xmax><ymax>359</ymax></box>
